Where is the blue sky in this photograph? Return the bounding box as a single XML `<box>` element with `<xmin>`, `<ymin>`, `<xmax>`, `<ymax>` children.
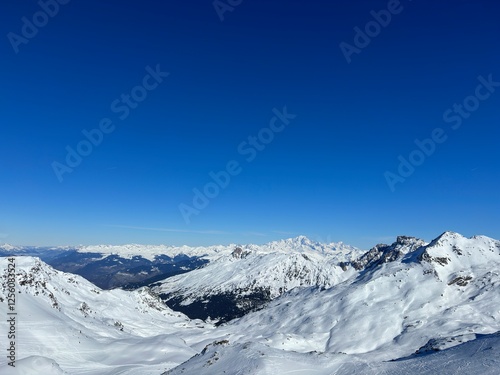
<box><xmin>1</xmin><ymin>0</ymin><xmax>499</xmax><ymax>249</ymax></box>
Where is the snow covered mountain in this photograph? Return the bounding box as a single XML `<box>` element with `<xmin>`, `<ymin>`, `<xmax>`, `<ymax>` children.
<box><xmin>0</xmin><ymin>244</ymin><xmax>22</xmax><ymax>251</ymax></box>
<box><xmin>0</xmin><ymin>246</ymin><xmax>209</xmax><ymax>289</ymax></box>
<box><xmin>1</xmin><ymin>232</ymin><xmax>499</xmax><ymax>374</ymax></box>
<box><xmin>0</xmin><ymin>257</ymin><xmax>212</xmax><ymax>375</ymax></box>
<box><xmin>151</xmin><ymin>237</ymin><xmax>363</xmax><ymax>322</ymax></box>
<box><xmin>152</xmin><ymin>236</ymin><xmax>430</xmax><ymax>323</ymax></box>
<box><xmin>203</xmin><ymin>232</ymin><xmax>500</xmax><ymax>359</ymax></box>
<box><xmin>76</xmin><ymin>236</ymin><xmax>360</xmax><ymax>260</ymax></box>
<box><xmin>159</xmin><ymin>231</ymin><xmax>500</xmax><ymax>373</ymax></box>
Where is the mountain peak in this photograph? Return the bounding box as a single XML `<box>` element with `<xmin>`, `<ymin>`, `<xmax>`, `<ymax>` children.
<box><xmin>427</xmin><ymin>231</ymin><xmax>466</xmax><ymax>248</ymax></box>
<box><xmin>0</xmin><ymin>243</ymin><xmax>20</xmax><ymax>251</ymax></box>
<box><xmin>289</xmin><ymin>235</ymin><xmax>314</xmax><ymax>245</ymax></box>
<box><xmin>295</xmin><ymin>234</ymin><xmax>309</xmax><ymax>241</ymax></box>
<box><xmin>438</xmin><ymin>231</ymin><xmax>463</xmax><ymax>240</ymax></box>
<box><xmin>264</xmin><ymin>236</ymin><xmax>319</xmax><ymax>250</ymax></box>
<box><xmin>262</xmin><ymin>236</ymin><xmax>360</xmax><ymax>256</ymax></box>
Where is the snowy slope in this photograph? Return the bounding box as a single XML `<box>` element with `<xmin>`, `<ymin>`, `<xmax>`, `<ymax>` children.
<box><xmin>0</xmin><ymin>257</ymin><xmax>213</xmax><ymax>375</ymax></box>
<box><xmin>155</xmin><ymin>250</ymin><xmax>355</xmax><ymax>300</ymax></box>
<box><xmin>163</xmin><ymin>331</ymin><xmax>500</xmax><ymax>375</ymax></box>
<box><xmin>205</xmin><ymin>232</ymin><xmax>500</xmax><ymax>361</ymax></box>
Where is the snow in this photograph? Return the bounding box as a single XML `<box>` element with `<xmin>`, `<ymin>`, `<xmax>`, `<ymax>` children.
<box><xmin>77</xmin><ymin>236</ymin><xmax>362</xmax><ymax>261</ymax></box>
<box><xmin>77</xmin><ymin>244</ymin><xmax>226</xmax><ymax>261</ymax></box>
<box><xmin>0</xmin><ymin>356</ymin><xmax>67</xmax><ymax>374</ymax></box>
<box><xmin>154</xmin><ymin>250</ymin><xmax>358</xmax><ymax>302</ymax></box>
<box><xmin>152</xmin><ymin>237</ymin><xmax>363</xmax><ymax>306</ymax></box>
<box><xmin>163</xmin><ymin>332</ymin><xmax>500</xmax><ymax>375</ymax></box>
<box><xmin>0</xmin><ymin>243</ymin><xmax>22</xmax><ymax>251</ymax></box>
<box><xmin>1</xmin><ymin>232</ymin><xmax>499</xmax><ymax>374</ymax></box>
<box><xmin>208</xmin><ymin>232</ymin><xmax>500</xmax><ymax>361</ymax></box>
<box><xmin>0</xmin><ymin>257</ymin><xmax>212</xmax><ymax>374</ymax></box>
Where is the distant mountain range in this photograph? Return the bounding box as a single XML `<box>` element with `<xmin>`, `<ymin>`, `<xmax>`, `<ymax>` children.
<box><xmin>0</xmin><ymin>236</ymin><xmax>358</xmax><ymax>291</ymax></box>
<box><xmin>0</xmin><ymin>244</ymin><xmax>209</xmax><ymax>289</ymax></box>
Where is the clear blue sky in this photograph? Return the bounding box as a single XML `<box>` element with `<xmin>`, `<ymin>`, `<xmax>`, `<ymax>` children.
<box><xmin>1</xmin><ymin>0</ymin><xmax>499</xmax><ymax>249</ymax></box>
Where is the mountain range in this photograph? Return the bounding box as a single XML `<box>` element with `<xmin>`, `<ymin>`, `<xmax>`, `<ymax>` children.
<box><xmin>1</xmin><ymin>231</ymin><xmax>499</xmax><ymax>374</ymax></box>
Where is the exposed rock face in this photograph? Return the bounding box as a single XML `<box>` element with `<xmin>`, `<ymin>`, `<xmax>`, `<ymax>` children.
<box><xmin>350</xmin><ymin>236</ymin><xmax>426</xmax><ymax>271</ymax></box>
<box><xmin>231</xmin><ymin>247</ymin><xmax>251</xmax><ymax>259</ymax></box>
<box><xmin>448</xmin><ymin>276</ymin><xmax>473</xmax><ymax>286</ymax></box>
